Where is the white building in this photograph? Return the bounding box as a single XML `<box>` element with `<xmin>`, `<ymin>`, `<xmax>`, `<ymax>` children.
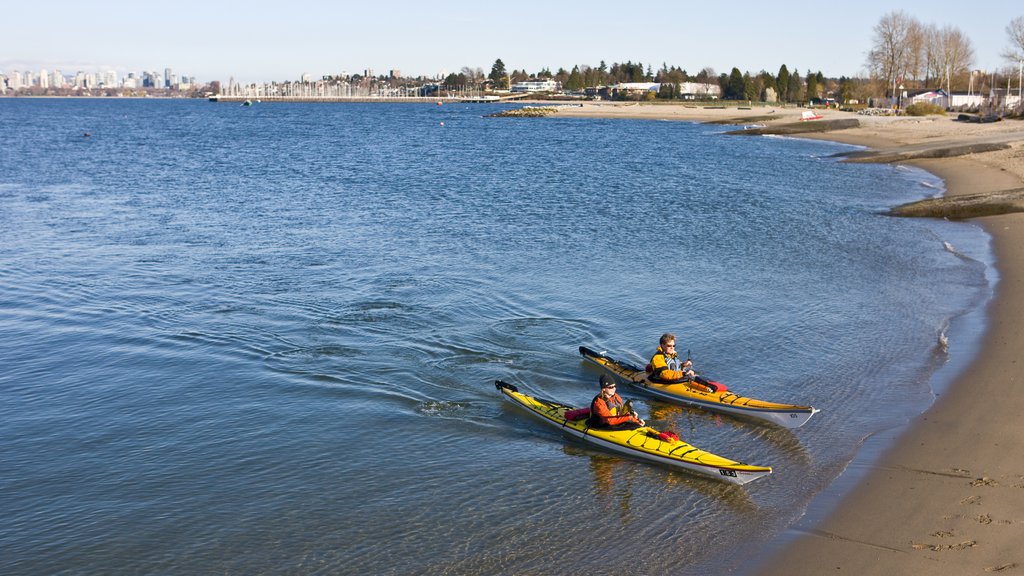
<box><xmin>510</xmin><ymin>79</ymin><xmax>561</xmax><ymax>93</ymax></box>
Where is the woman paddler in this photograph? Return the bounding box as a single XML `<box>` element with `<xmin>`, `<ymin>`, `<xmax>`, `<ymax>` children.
<box><xmin>587</xmin><ymin>375</ymin><xmax>645</xmax><ymax>430</ymax></box>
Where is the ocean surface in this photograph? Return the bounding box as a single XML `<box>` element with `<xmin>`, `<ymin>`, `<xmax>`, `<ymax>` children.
<box><xmin>0</xmin><ymin>99</ymin><xmax>993</xmax><ymax>575</ymax></box>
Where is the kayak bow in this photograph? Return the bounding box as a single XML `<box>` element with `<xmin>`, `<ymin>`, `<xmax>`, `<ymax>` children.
<box><xmin>579</xmin><ymin>346</ymin><xmax>818</xmax><ymax>429</ymax></box>
<box><xmin>495</xmin><ymin>380</ymin><xmax>772</xmax><ymax>486</ymax></box>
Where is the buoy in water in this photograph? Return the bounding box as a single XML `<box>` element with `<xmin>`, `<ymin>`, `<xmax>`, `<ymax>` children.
<box><xmin>436</xmin><ymin>101</ymin><xmax>443</xmax><ymax>106</ymax></box>
<box><xmin>440</xmin><ymin>122</ymin><xmax>444</xmax><ymax>127</ymax></box>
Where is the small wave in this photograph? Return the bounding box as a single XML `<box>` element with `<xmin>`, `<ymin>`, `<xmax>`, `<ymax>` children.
<box><xmin>941</xmin><ymin>240</ymin><xmax>980</xmax><ymax>266</ymax></box>
<box><xmin>919</xmin><ymin>180</ymin><xmax>940</xmax><ymax>190</ymax></box>
<box><xmin>416</xmin><ymin>399</ymin><xmax>471</xmax><ymax>418</ymax></box>
<box><xmin>935</xmin><ymin>317</ymin><xmax>951</xmax><ymax>356</ymax></box>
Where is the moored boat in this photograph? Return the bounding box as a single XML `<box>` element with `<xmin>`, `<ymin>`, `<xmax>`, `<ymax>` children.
<box><xmin>495</xmin><ymin>380</ymin><xmax>773</xmax><ymax>485</ymax></box>
<box><xmin>579</xmin><ymin>346</ymin><xmax>818</xmax><ymax>428</ymax></box>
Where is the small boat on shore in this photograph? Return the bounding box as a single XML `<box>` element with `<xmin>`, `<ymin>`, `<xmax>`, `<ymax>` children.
<box><xmin>579</xmin><ymin>346</ymin><xmax>818</xmax><ymax>428</ymax></box>
<box><xmin>495</xmin><ymin>380</ymin><xmax>772</xmax><ymax>485</ymax></box>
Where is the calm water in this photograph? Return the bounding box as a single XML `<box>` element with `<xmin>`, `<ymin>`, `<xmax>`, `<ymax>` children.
<box><xmin>0</xmin><ymin>99</ymin><xmax>992</xmax><ymax>575</ymax></box>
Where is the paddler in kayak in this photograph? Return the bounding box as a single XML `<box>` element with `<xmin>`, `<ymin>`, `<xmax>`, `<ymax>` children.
<box><xmin>648</xmin><ymin>333</ymin><xmax>696</xmax><ymax>383</ymax></box>
<box><xmin>588</xmin><ymin>375</ymin><xmax>645</xmax><ymax>430</ymax></box>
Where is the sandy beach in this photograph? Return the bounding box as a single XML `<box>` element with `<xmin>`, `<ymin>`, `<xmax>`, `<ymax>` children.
<box><xmin>550</xmin><ymin>102</ymin><xmax>1024</xmax><ymax>574</ymax></box>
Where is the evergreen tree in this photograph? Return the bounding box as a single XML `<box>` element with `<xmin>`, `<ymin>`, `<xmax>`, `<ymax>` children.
<box><xmin>566</xmin><ymin>65</ymin><xmax>584</xmax><ymax>91</ymax></box>
<box><xmin>805</xmin><ymin>70</ymin><xmax>819</xmax><ymax>101</ymax></box>
<box><xmin>726</xmin><ymin>67</ymin><xmax>745</xmax><ymax>99</ymax></box>
<box><xmin>787</xmin><ymin>68</ymin><xmax>803</xmax><ymax>102</ymax></box>
<box><xmin>776</xmin><ymin>65</ymin><xmax>790</xmax><ymax>102</ymax></box>
<box><xmin>488</xmin><ymin>59</ymin><xmax>508</xmax><ymax>89</ymax></box>
<box><xmin>743</xmin><ymin>72</ymin><xmax>758</xmax><ymax>101</ymax></box>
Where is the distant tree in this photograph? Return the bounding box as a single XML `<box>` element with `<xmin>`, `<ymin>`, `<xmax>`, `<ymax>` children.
<box><xmin>510</xmin><ymin>69</ymin><xmax>529</xmax><ymax>84</ymax></box>
<box><xmin>776</xmin><ymin>65</ymin><xmax>790</xmax><ymax>102</ymax></box>
<box><xmin>1004</xmin><ymin>16</ymin><xmax>1024</xmax><ymax>63</ymax></box>
<box><xmin>582</xmin><ymin>65</ymin><xmax>601</xmax><ymax>87</ymax></box>
<box><xmin>565</xmin><ymin>65</ymin><xmax>585</xmax><ymax>91</ymax></box>
<box><xmin>461</xmin><ymin>66</ymin><xmax>484</xmax><ymax>87</ymax></box>
<box><xmin>756</xmin><ymin>70</ymin><xmax>775</xmax><ymax>101</ymax></box>
<box><xmin>553</xmin><ymin>67</ymin><xmax>569</xmax><ymax>87</ymax></box>
<box><xmin>725</xmin><ymin>67</ymin><xmax>745</xmax><ymax>99</ymax></box>
<box><xmin>787</xmin><ymin>68</ymin><xmax>803</xmax><ymax>102</ymax></box>
<box><xmin>838</xmin><ymin>76</ymin><xmax>855</xmax><ymax>103</ymax></box>
<box><xmin>923</xmin><ymin>24</ymin><xmax>974</xmax><ymax>89</ymax></box>
<box><xmin>695</xmin><ymin>67</ymin><xmax>716</xmax><ymax>84</ymax></box>
<box><xmin>743</xmin><ymin>72</ymin><xmax>758</xmax><ymax>101</ymax></box>
<box><xmin>443</xmin><ymin>72</ymin><xmax>466</xmax><ymax>88</ymax></box>
<box><xmin>488</xmin><ymin>59</ymin><xmax>508</xmax><ymax>89</ymax></box>
<box><xmin>867</xmin><ymin>10</ymin><xmax>923</xmax><ymax>97</ymax></box>
<box><xmin>805</xmin><ymin>70</ymin><xmax>819</xmax><ymax>101</ymax></box>
<box><xmin>657</xmin><ymin>82</ymin><xmax>678</xmax><ymax>99</ymax></box>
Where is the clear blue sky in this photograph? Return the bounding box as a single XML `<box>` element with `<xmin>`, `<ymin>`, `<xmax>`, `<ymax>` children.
<box><xmin>2</xmin><ymin>1</ymin><xmax>1021</xmax><ymax>84</ymax></box>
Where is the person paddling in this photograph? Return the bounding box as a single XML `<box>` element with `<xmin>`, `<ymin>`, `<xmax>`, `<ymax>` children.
<box><xmin>587</xmin><ymin>375</ymin><xmax>645</xmax><ymax>430</ymax></box>
<box><xmin>648</xmin><ymin>333</ymin><xmax>696</xmax><ymax>383</ymax></box>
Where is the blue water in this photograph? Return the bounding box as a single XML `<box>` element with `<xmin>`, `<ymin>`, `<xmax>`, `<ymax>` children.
<box><xmin>0</xmin><ymin>99</ymin><xmax>992</xmax><ymax>575</ymax></box>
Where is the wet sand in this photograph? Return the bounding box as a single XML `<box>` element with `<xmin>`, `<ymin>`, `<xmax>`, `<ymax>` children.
<box><xmin>551</xmin><ymin>102</ymin><xmax>1024</xmax><ymax>574</ymax></box>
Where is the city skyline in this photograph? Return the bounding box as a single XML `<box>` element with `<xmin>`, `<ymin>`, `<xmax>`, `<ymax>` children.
<box><xmin>3</xmin><ymin>2</ymin><xmax>1022</xmax><ymax>85</ymax></box>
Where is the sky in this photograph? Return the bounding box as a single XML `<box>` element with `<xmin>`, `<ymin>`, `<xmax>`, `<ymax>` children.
<box><xmin>2</xmin><ymin>1</ymin><xmax>1021</xmax><ymax>84</ymax></box>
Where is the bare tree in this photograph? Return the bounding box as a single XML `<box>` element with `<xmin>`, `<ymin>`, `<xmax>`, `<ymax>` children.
<box><xmin>867</xmin><ymin>10</ymin><xmax>923</xmax><ymax>97</ymax></box>
<box><xmin>1004</xmin><ymin>16</ymin><xmax>1024</xmax><ymax>63</ymax></box>
<box><xmin>923</xmin><ymin>25</ymin><xmax>975</xmax><ymax>90</ymax></box>
<box><xmin>460</xmin><ymin>66</ymin><xmax>484</xmax><ymax>87</ymax></box>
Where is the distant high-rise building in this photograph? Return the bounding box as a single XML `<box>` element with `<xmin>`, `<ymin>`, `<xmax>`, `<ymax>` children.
<box><xmin>39</xmin><ymin>69</ymin><xmax>49</xmax><ymax>88</ymax></box>
<box><xmin>164</xmin><ymin>68</ymin><xmax>172</xmax><ymax>88</ymax></box>
<box><xmin>301</xmin><ymin>72</ymin><xmax>311</xmax><ymax>83</ymax></box>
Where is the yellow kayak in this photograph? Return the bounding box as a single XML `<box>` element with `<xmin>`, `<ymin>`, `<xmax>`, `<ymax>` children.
<box><xmin>495</xmin><ymin>380</ymin><xmax>772</xmax><ymax>486</ymax></box>
<box><xmin>579</xmin><ymin>346</ymin><xmax>818</xmax><ymax>429</ymax></box>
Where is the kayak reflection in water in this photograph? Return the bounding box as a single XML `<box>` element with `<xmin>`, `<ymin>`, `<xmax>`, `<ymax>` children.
<box><xmin>587</xmin><ymin>375</ymin><xmax>645</xmax><ymax>430</ymax></box>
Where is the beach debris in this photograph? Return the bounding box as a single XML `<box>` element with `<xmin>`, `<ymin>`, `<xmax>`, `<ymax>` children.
<box><xmin>912</xmin><ymin>540</ymin><xmax>977</xmax><ymax>551</ymax></box>
<box><xmin>857</xmin><ymin>107</ymin><xmax>898</xmax><ymax>116</ymax></box>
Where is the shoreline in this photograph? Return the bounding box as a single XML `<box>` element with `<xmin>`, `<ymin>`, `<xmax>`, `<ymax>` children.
<box><xmin>550</xmin><ymin>103</ymin><xmax>1024</xmax><ymax>573</ymax></box>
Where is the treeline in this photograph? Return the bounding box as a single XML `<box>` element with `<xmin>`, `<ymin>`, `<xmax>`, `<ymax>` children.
<box><xmin>484</xmin><ymin>57</ymin><xmax>858</xmax><ymax>103</ymax></box>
